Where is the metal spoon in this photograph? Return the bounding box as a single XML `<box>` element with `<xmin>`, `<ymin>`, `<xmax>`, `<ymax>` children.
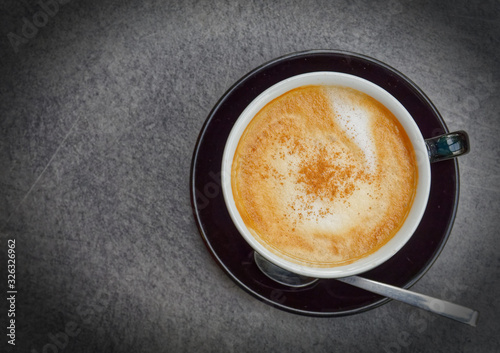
<box><xmin>254</xmin><ymin>252</ymin><xmax>479</xmax><ymax>326</ymax></box>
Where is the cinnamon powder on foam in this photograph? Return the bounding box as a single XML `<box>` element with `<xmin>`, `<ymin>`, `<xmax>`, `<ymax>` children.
<box><xmin>232</xmin><ymin>85</ymin><xmax>417</xmax><ymax>267</ymax></box>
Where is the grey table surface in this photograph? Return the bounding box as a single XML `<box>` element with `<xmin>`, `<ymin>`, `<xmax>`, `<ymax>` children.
<box><xmin>1</xmin><ymin>0</ymin><xmax>499</xmax><ymax>352</ymax></box>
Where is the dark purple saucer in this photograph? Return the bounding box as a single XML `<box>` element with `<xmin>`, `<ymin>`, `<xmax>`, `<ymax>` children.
<box><xmin>190</xmin><ymin>50</ymin><xmax>459</xmax><ymax>316</ymax></box>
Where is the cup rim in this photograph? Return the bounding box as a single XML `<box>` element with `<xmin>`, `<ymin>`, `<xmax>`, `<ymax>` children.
<box><xmin>221</xmin><ymin>71</ymin><xmax>431</xmax><ymax>278</ymax></box>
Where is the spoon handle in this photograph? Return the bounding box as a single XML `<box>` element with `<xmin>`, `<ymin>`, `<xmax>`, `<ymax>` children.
<box><xmin>338</xmin><ymin>276</ymin><xmax>479</xmax><ymax>326</ymax></box>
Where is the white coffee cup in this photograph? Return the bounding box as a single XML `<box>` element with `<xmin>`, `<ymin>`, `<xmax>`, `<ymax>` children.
<box><xmin>221</xmin><ymin>71</ymin><xmax>468</xmax><ymax>279</ymax></box>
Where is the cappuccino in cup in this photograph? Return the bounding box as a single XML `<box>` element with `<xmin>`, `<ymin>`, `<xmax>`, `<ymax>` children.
<box><xmin>222</xmin><ymin>72</ymin><xmax>432</xmax><ymax>278</ymax></box>
<box><xmin>231</xmin><ymin>85</ymin><xmax>417</xmax><ymax>267</ymax></box>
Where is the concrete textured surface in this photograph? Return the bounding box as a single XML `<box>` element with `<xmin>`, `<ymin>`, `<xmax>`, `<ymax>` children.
<box><xmin>0</xmin><ymin>0</ymin><xmax>499</xmax><ymax>352</ymax></box>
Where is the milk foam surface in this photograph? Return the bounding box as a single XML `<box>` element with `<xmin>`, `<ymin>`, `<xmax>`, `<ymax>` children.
<box><xmin>232</xmin><ymin>85</ymin><xmax>417</xmax><ymax>267</ymax></box>
<box><xmin>326</xmin><ymin>88</ymin><xmax>377</xmax><ymax>173</ymax></box>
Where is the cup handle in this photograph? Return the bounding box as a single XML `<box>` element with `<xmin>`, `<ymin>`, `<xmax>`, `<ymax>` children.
<box><xmin>425</xmin><ymin>130</ymin><xmax>470</xmax><ymax>163</ymax></box>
